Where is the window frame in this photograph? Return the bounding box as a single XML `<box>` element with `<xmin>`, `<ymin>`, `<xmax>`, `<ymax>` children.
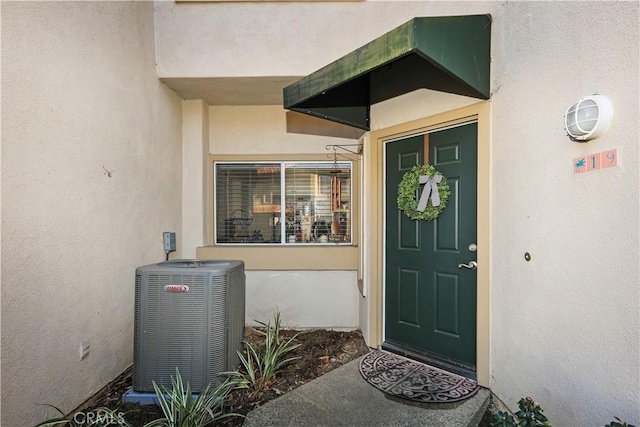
<box><xmin>213</xmin><ymin>159</ymin><xmax>354</xmax><ymax>247</ymax></box>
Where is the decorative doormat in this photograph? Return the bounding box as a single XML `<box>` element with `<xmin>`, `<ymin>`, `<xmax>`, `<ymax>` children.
<box><xmin>359</xmin><ymin>350</ymin><xmax>480</xmax><ymax>404</ymax></box>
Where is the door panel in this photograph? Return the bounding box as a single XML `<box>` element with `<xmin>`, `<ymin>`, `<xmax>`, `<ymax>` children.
<box><xmin>398</xmin><ymin>270</ymin><xmax>420</xmax><ymax>326</ymax></box>
<box><xmin>384</xmin><ymin>123</ymin><xmax>478</xmax><ymax>370</ymax></box>
<box><xmin>385</xmin><ymin>137</ymin><xmax>425</xmax><ymax>350</ymax></box>
<box><xmin>435</xmin><ymin>177</ymin><xmax>459</xmax><ymax>251</ymax></box>
<box><xmin>435</xmin><ymin>272</ymin><xmax>459</xmax><ymax>337</ymax></box>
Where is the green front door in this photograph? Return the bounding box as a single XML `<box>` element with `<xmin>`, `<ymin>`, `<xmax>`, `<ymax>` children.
<box><xmin>384</xmin><ymin>122</ymin><xmax>478</xmax><ymax>376</ymax></box>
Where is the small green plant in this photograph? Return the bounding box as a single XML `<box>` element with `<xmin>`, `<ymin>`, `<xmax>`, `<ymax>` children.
<box><xmin>515</xmin><ymin>397</ymin><xmax>551</xmax><ymax>427</ymax></box>
<box><xmin>606</xmin><ymin>418</ymin><xmax>636</xmax><ymax>427</ymax></box>
<box><xmin>492</xmin><ymin>397</ymin><xmax>551</xmax><ymax>427</ymax></box>
<box><xmin>145</xmin><ymin>368</ymin><xmax>233</xmax><ymax>427</ymax></box>
<box><xmin>490</xmin><ymin>396</ymin><xmax>637</xmax><ymax>427</ymax></box>
<box><xmin>225</xmin><ymin>310</ymin><xmax>301</xmax><ymax>394</ymax></box>
<box><xmin>36</xmin><ymin>368</ymin><xmax>231</xmax><ymax>427</ymax></box>
<box><xmin>491</xmin><ymin>411</ymin><xmax>517</xmax><ymax>427</ymax></box>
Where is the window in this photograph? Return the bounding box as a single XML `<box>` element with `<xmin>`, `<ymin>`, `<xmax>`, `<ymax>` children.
<box><xmin>214</xmin><ymin>161</ymin><xmax>352</xmax><ymax>245</ymax></box>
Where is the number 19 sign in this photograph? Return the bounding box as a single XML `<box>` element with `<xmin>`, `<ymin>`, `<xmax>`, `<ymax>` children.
<box><xmin>574</xmin><ymin>149</ymin><xmax>617</xmax><ymax>174</ymax></box>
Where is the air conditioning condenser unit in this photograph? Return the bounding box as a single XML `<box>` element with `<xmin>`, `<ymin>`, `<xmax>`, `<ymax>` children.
<box><xmin>133</xmin><ymin>259</ymin><xmax>245</xmax><ymax>393</ymax></box>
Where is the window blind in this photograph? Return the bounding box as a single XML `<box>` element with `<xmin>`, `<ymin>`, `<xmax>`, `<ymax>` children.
<box><xmin>215</xmin><ymin>161</ymin><xmax>351</xmax><ymax>245</ymax></box>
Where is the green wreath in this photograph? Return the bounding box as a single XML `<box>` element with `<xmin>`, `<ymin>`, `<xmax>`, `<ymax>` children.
<box><xmin>397</xmin><ymin>165</ymin><xmax>450</xmax><ymax>221</ymax></box>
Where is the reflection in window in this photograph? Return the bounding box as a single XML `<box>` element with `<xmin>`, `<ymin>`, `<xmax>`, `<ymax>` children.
<box><xmin>214</xmin><ymin>162</ymin><xmax>351</xmax><ymax>245</ymax></box>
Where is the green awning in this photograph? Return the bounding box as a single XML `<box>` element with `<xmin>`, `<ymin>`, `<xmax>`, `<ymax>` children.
<box><xmin>283</xmin><ymin>15</ymin><xmax>491</xmax><ymax>130</ymax></box>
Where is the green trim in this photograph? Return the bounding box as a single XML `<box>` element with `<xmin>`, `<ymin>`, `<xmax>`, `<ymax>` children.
<box><xmin>283</xmin><ymin>15</ymin><xmax>491</xmax><ymax>130</ymax></box>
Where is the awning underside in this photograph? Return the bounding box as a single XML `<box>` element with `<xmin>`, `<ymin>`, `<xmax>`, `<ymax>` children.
<box><xmin>283</xmin><ymin>15</ymin><xmax>491</xmax><ymax>131</ymax></box>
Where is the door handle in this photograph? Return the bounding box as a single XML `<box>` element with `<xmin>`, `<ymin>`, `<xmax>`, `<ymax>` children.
<box><xmin>458</xmin><ymin>260</ymin><xmax>477</xmax><ymax>270</ymax></box>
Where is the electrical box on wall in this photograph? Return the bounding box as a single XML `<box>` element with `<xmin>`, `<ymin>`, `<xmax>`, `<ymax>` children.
<box><xmin>163</xmin><ymin>232</ymin><xmax>176</xmax><ymax>253</ymax></box>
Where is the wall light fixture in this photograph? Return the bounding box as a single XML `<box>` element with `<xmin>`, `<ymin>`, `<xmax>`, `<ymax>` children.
<box><xmin>564</xmin><ymin>95</ymin><xmax>613</xmax><ymax>142</ymax></box>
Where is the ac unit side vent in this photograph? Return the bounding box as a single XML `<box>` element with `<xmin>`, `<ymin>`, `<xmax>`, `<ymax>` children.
<box><xmin>133</xmin><ymin>274</ymin><xmax>142</xmax><ymax>387</ymax></box>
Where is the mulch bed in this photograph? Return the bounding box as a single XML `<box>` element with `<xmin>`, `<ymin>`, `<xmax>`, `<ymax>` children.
<box><xmin>79</xmin><ymin>328</ymin><xmax>370</xmax><ymax>426</ymax></box>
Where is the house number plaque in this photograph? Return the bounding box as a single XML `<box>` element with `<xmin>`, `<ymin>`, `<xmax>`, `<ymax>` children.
<box><xmin>574</xmin><ymin>149</ymin><xmax>617</xmax><ymax>173</ymax></box>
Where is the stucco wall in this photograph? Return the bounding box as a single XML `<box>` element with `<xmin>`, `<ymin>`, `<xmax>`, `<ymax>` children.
<box><xmin>1</xmin><ymin>2</ymin><xmax>182</xmax><ymax>425</ymax></box>
<box><xmin>489</xmin><ymin>3</ymin><xmax>639</xmax><ymax>425</ymax></box>
<box><xmin>245</xmin><ymin>271</ymin><xmax>359</xmax><ymax>329</ymax></box>
<box><xmin>154</xmin><ymin>1</ymin><xmax>500</xmax><ymax>78</ymax></box>
<box><xmin>370</xmin><ymin>89</ymin><xmax>478</xmax><ymax>130</ymax></box>
<box><xmin>182</xmin><ymin>100</ymin><xmax>210</xmax><ymax>258</ymax></box>
<box><xmin>209</xmin><ymin>105</ymin><xmax>356</xmax><ymax>154</ymax></box>
<box><xmin>371</xmin><ymin>2</ymin><xmax>639</xmax><ymax>424</ymax></box>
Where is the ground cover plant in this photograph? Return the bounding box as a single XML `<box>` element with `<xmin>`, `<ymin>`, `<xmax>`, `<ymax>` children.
<box><xmin>489</xmin><ymin>397</ymin><xmax>636</xmax><ymax>427</ymax></box>
<box><xmin>491</xmin><ymin>397</ymin><xmax>550</xmax><ymax>427</ymax></box>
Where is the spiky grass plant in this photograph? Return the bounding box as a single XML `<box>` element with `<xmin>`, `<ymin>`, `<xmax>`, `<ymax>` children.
<box><xmin>225</xmin><ymin>310</ymin><xmax>301</xmax><ymax>394</ymax></box>
<box><xmin>35</xmin><ymin>404</ymin><xmax>82</xmax><ymax>427</ymax></box>
<box><xmin>144</xmin><ymin>368</ymin><xmax>233</xmax><ymax>427</ymax></box>
<box><xmin>37</xmin><ymin>370</ymin><xmax>232</xmax><ymax>427</ymax></box>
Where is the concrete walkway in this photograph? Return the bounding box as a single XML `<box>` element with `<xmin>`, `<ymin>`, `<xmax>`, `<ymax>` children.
<box><xmin>244</xmin><ymin>356</ymin><xmax>490</xmax><ymax>427</ymax></box>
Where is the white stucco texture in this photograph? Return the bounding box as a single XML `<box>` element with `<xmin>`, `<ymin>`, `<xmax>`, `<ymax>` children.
<box><xmin>209</xmin><ymin>105</ymin><xmax>356</xmax><ymax>155</ymax></box>
<box><xmin>1</xmin><ymin>3</ymin><xmax>182</xmax><ymax>426</ymax></box>
<box><xmin>245</xmin><ymin>271</ymin><xmax>359</xmax><ymax>330</ymax></box>
<box><xmin>370</xmin><ymin>89</ymin><xmax>479</xmax><ymax>130</ymax></box>
<box><xmin>182</xmin><ymin>100</ymin><xmax>209</xmax><ymax>257</ymax></box>
<box><xmin>488</xmin><ymin>2</ymin><xmax>639</xmax><ymax>425</ymax></box>
<box><xmin>154</xmin><ymin>1</ymin><xmax>499</xmax><ymax>79</ymax></box>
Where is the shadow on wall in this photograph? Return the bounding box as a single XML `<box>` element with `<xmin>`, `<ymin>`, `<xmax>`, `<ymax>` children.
<box><xmin>286</xmin><ymin>111</ymin><xmax>366</xmax><ymax>139</ymax></box>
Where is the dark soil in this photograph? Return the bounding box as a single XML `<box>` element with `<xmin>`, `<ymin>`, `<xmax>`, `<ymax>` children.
<box><xmin>79</xmin><ymin>328</ymin><xmax>497</xmax><ymax>426</ymax></box>
<box><xmin>81</xmin><ymin>328</ymin><xmax>371</xmax><ymax>426</ymax></box>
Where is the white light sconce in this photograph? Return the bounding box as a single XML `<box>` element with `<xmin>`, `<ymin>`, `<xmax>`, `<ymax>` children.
<box><xmin>564</xmin><ymin>95</ymin><xmax>613</xmax><ymax>142</ymax></box>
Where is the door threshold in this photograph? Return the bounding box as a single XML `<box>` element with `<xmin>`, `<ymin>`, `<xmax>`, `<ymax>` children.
<box><xmin>382</xmin><ymin>340</ymin><xmax>477</xmax><ymax>381</ymax></box>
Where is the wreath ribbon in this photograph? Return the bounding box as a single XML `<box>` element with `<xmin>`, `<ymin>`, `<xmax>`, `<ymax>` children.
<box><xmin>417</xmin><ymin>174</ymin><xmax>443</xmax><ymax>211</ymax></box>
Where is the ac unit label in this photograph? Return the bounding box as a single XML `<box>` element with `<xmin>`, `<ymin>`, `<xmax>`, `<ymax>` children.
<box><xmin>164</xmin><ymin>285</ymin><xmax>189</xmax><ymax>292</ymax></box>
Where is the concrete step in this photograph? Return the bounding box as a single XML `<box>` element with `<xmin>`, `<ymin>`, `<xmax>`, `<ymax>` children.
<box><xmin>244</xmin><ymin>356</ymin><xmax>491</xmax><ymax>427</ymax></box>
